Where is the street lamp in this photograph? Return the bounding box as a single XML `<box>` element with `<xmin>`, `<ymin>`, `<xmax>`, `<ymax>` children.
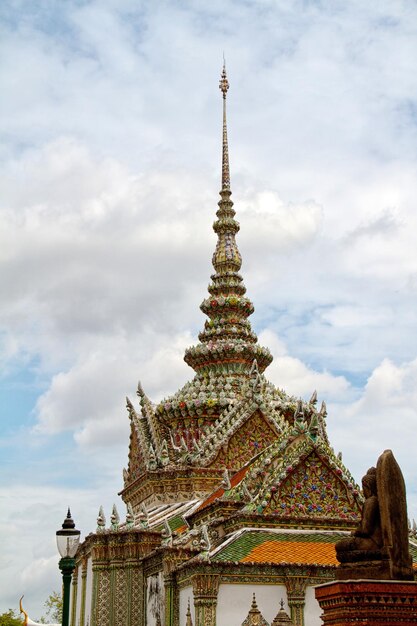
<box><xmin>56</xmin><ymin>509</ymin><xmax>80</xmax><ymax>626</ymax></box>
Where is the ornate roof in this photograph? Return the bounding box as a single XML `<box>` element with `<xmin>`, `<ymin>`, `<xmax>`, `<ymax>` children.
<box><xmin>211</xmin><ymin>528</ymin><xmax>350</xmax><ymax>566</ymax></box>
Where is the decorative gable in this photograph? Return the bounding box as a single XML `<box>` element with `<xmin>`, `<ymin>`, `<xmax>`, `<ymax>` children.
<box><xmin>261</xmin><ymin>450</ymin><xmax>361</xmax><ymax>521</ymax></box>
<box><xmin>238</xmin><ymin>435</ymin><xmax>363</xmax><ymax>525</ymax></box>
<box><xmin>223</xmin><ymin>409</ymin><xmax>279</xmax><ymax>469</ymax></box>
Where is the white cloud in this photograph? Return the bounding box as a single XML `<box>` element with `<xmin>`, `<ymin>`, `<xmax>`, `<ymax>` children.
<box><xmin>329</xmin><ymin>357</ymin><xmax>417</xmax><ymax>520</ymax></box>
<box><xmin>34</xmin><ymin>330</ymin><xmax>192</xmax><ymax>446</ymax></box>
<box><xmin>260</xmin><ymin>329</ymin><xmax>351</xmax><ymax>401</ymax></box>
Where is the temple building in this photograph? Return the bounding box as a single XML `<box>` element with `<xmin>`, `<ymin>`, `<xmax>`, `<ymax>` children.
<box><xmin>70</xmin><ymin>67</ymin><xmax>417</xmax><ymax>626</ymax></box>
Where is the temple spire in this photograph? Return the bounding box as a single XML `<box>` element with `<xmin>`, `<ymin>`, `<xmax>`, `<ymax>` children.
<box><xmin>182</xmin><ymin>65</ymin><xmax>273</xmax><ymax>378</ymax></box>
<box><xmin>219</xmin><ymin>60</ymin><xmax>230</xmax><ymax>192</ymax></box>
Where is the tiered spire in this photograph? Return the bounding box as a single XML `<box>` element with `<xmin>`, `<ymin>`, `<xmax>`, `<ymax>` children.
<box><xmin>241</xmin><ymin>593</ymin><xmax>269</xmax><ymax>626</ymax></box>
<box><xmin>184</xmin><ymin>63</ymin><xmax>272</xmax><ymax>377</ymax></box>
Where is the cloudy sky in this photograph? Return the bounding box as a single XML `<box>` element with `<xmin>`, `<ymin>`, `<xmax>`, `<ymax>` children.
<box><xmin>1</xmin><ymin>0</ymin><xmax>417</xmax><ymax>617</ymax></box>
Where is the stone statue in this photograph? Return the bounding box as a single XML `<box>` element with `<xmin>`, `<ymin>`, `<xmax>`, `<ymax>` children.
<box><xmin>335</xmin><ymin>449</ymin><xmax>414</xmax><ymax>580</ymax></box>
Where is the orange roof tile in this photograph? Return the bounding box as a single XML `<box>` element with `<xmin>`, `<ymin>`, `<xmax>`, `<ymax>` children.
<box><xmin>241</xmin><ymin>540</ymin><xmax>338</xmax><ymax>566</ymax></box>
<box><xmin>195</xmin><ymin>464</ymin><xmax>250</xmax><ymax>513</ymax></box>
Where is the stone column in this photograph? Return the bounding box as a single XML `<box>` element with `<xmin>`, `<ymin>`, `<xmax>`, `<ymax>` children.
<box><xmin>90</xmin><ymin>537</ymin><xmax>111</xmax><ymax>626</ymax></box>
<box><xmin>164</xmin><ymin>572</ymin><xmax>176</xmax><ymax>626</ymax></box>
<box><xmin>127</xmin><ymin>563</ymin><xmax>145</xmax><ymax>626</ymax></box>
<box><xmin>285</xmin><ymin>577</ymin><xmax>306</xmax><ymax>626</ymax></box>
<box><xmin>70</xmin><ymin>564</ymin><xmax>78</xmax><ymax>626</ymax></box>
<box><xmin>80</xmin><ymin>557</ymin><xmax>88</xmax><ymax>626</ymax></box>
<box><xmin>192</xmin><ymin>574</ymin><xmax>219</xmax><ymax>626</ymax></box>
<box><xmin>91</xmin><ymin>567</ymin><xmax>111</xmax><ymax>626</ymax></box>
<box><xmin>111</xmin><ymin>561</ymin><xmax>128</xmax><ymax>625</ymax></box>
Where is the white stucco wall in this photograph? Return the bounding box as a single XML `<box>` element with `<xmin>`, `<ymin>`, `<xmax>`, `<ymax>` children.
<box><xmin>146</xmin><ymin>572</ymin><xmax>165</xmax><ymax>626</ymax></box>
<box><xmin>179</xmin><ymin>586</ymin><xmax>194</xmax><ymax>626</ymax></box>
<box><xmin>304</xmin><ymin>585</ymin><xmax>323</xmax><ymax>626</ymax></box>
<box><xmin>216</xmin><ymin>583</ymin><xmax>288</xmax><ymax>626</ymax></box>
<box><xmin>84</xmin><ymin>558</ymin><xmax>92</xmax><ymax>626</ymax></box>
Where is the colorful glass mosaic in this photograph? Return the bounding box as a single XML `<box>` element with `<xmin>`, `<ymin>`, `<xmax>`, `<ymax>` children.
<box><xmin>261</xmin><ymin>451</ymin><xmax>360</xmax><ymax>521</ymax></box>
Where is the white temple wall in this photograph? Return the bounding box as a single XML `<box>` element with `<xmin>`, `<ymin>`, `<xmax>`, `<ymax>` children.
<box><xmin>146</xmin><ymin>572</ymin><xmax>165</xmax><ymax>626</ymax></box>
<box><xmin>304</xmin><ymin>585</ymin><xmax>322</xmax><ymax>626</ymax></box>
<box><xmin>179</xmin><ymin>586</ymin><xmax>194</xmax><ymax>626</ymax></box>
<box><xmin>216</xmin><ymin>583</ymin><xmax>288</xmax><ymax>626</ymax></box>
<box><xmin>84</xmin><ymin>558</ymin><xmax>92</xmax><ymax>626</ymax></box>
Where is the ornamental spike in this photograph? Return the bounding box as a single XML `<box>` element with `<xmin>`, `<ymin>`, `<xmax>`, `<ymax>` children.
<box><xmin>160</xmin><ymin>439</ymin><xmax>170</xmax><ymax>466</ymax></box>
<box><xmin>97</xmin><ymin>506</ymin><xmax>106</xmax><ymax>532</ymax></box>
<box><xmin>126</xmin><ymin>396</ymin><xmax>134</xmax><ymax>417</ymax></box>
<box><xmin>126</xmin><ymin>503</ymin><xmax>134</xmax><ymax>529</ymax></box>
<box><xmin>309</xmin><ymin>390</ymin><xmax>317</xmax><ymax>405</ymax></box>
<box><xmin>241</xmin><ymin>482</ymin><xmax>253</xmax><ymax>502</ymax></box>
<box><xmin>137</xmin><ymin>380</ymin><xmax>144</xmax><ymax>398</ymax></box>
<box><xmin>162</xmin><ymin>518</ymin><xmax>172</xmax><ymax>538</ymax></box>
<box><xmin>110</xmin><ymin>504</ymin><xmax>120</xmax><ymax>531</ymax></box>
<box><xmin>138</xmin><ymin>503</ymin><xmax>149</xmax><ymax>528</ymax></box>
<box><xmin>309</xmin><ymin>413</ymin><xmax>319</xmax><ymax>439</ymax></box>
<box><xmin>192</xmin><ymin>436</ymin><xmax>201</xmax><ymax>454</ymax></box>
<box><xmin>221</xmin><ymin>468</ymin><xmax>231</xmax><ymax>490</ymax></box>
<box><xmin>200</xmin><ymin>523</ymin><xmax>211</xmax><ymax>552</ymax></box>
<box><xmin>170</xmin><ymin>431</ymin><xmax>181</xmax><ymax>453</ymax></box>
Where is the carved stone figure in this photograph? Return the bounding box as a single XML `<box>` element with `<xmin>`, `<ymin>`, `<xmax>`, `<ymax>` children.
<box><xmin>335</xmin><ymin>449</ymin><xmax>414</xmax><ymax>580</ymax></box>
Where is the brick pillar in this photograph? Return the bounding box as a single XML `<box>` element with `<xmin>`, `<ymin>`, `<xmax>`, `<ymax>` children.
<box><xmin>192</xmin><ymin>574</ymin><xmax>220</xmax><ymax>626</ymax></box>
<box><xmin>315</xmin><ymin>580</ymin><xmax>417</xmax><ymax>625</ymax></box>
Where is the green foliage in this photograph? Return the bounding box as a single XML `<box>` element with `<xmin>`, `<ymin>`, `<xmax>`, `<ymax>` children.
<box><xmin>0</xmin><ymin>609</ymin><xmax>23</xmax><ymax>625</ymax></box>
<box><xmin>43</xmin><ymin>590</ymin><xmax>63</xmax><ymax>622</ymax></box>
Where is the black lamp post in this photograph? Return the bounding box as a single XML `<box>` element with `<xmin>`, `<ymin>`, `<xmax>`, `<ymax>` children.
<box><xmin>56</xmin><ymin>509</ymin><xmax>80</xmax><ymax>626</ymax></box>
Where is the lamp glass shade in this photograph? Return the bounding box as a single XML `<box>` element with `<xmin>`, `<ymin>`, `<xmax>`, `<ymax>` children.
<box><xmin>56</xmin><ymin>528</ymin><xmax>80</xmax><ymax>558</ymax></box>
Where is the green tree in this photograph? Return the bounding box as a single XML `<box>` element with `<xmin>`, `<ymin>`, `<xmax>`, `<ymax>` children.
<box><xmin>0</xmin><ymin>609</ymin><xmax>23</xmax><ymax>625</ymax></box>
<box><xmin>43</xmin><ymin>591</ymin><xmax>63</xmax><ymax>623</ymax></box>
